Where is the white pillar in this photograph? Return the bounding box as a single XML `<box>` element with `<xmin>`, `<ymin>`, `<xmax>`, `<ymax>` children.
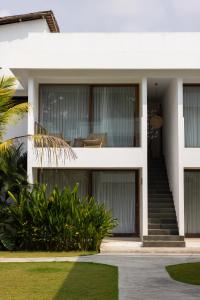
<box><xmin>27</xmin><ymin>77</ymin><xmax>38</xmax><ymax>184</ymax></box>
<box><xmin>140</xmin><ymin>78</ymin><xmax>148</xmax><ymax>236</ymax></box>
<box><xmin>177</xmin><ymin>78</ymin><xmax>185</xmax><ymax>236</ymax></box>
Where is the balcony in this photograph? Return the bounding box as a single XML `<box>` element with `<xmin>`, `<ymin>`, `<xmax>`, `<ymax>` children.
<box><xmin>36</xmin><ymin>84</ymin><xmax>140</xmax><ymax>148</ymax></box>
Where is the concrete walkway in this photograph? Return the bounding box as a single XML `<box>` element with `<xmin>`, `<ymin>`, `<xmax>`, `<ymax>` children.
<box><xmin>1</xmin><ymin>254</ymin><xmax>200</xmax><ymax>299</ymax></box>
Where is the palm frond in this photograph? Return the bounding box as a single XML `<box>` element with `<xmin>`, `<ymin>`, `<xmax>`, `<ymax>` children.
<box><xmin>0</xmin><ymin>140</ymin><xmax>14</xmax><ymax>154</ymax></box>
<box><xmin>0</xmin><ymin>102</ymin><xmax>28</xmax><ymax>124</ymax></box>
<box><xmin>0</xmin><ymin>77</ymin><xmax>16</xmax><ymax>110</ymax></box>
<box><xmin>0</xmin><ymin>103</ymin><xmax>28</xmax><ymax>139</ymax></box>
<box><xmin>31</xmin><ymin>134</ymin><xmax>77</xmax><ymax>164</ymax></box>
<box><xmin>0</xmin><ymin>76</ymin><xmax>16</xmax><ymax>90</ymax></box>
<box><xmin>0</xmin><ymin>134</ymin><xmax>76</xmax><ymax>164</ymax></box>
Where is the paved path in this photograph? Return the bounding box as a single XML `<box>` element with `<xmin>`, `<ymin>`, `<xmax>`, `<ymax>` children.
<box><xmin>1</xmin><ymin>254</ymin><xmax>200</xmax><ymax>299</ymax></box>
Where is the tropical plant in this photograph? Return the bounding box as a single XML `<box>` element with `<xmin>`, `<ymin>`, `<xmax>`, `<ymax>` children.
<box><xmin>0</xmin><ymin>76</ymin><xmax>75</xmax><ymax>160</ymax></box>
<box><xmin>2</xmin><ymin>184</ymin><xmax>117</xmax><ymax>251</ymax></box>
<box><xmin>0</xmin><ymin>202</ymin><xmax>16</xmax><ymax>250</ymax></box>
<box><xmin>0</xmin><ymin>144</ymin><xmax>27</xmax><ymax>201</ymax></box>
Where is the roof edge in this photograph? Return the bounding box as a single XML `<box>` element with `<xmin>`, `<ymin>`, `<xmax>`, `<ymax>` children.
<box><xmin>0</xmin><ymin>10</ymin><xmax>60</xmax><ymax>32</ymax></box>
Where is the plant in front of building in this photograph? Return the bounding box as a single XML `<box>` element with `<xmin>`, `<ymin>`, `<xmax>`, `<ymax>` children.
<box><xmin>1</xmin><ymin>183</ymin><xmax>117</xmax><ymax>251</ymax></box>
<box><xmin>0</xmin><ymin>144</ymin><xmax>28</xmax><ymax>201</ymax></box>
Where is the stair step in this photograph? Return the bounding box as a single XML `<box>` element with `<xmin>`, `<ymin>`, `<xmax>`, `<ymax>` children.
<box><xmin>148</xmin><ymin>177</ymin><xmax>167</xmax><ymax>181</ymax></box>
<box><xmin>148</xmin><ymin>223</ymin><xmax>178</xmax><ymax>229</ymax></box>
<box><xmin>149</xmin><ymin>171</ymin><xmax>166</xmax><ymax>173</ymax></box>
<box><xmin>148</xmin><ymin>185</ymin><xmax>169</xmax><ymax>194</ymax></box>
<box><xmin>149</xmin><ymin>200</ymin><xmax>173</xmax><ymax>205</ymax></box>
<box><xmin>143</xmin><ymin>241</ymin><xmax>185</xmax><ymax>247</ymax></box>
<box><xmin>149</xmin><ymin>212</ymin><xmax>176</xmax><ymax>218</ymax></box>
<box><xmin>149</xmin><ymin>203</ymin><xmax>174</xmax><ymax>208</ymax></box>
<box><xmin>149</xmin><ymin>191</ymin><xmax>172</xmax><ymax>195</ymax></box>
<box><xmin>148</xmin><ymin>184</ymin><xmax>169</xmax><ymax>187</ymax></box>
<box><xmin>143</xmin><ymin>235</ymin><xmax>184</xmax><ymax>241</ymax></box>
<box><xmin>149</xmin><ymin>194</ymin><xmax>172</xmax><ymax>199</ymax></box>
<box><xmin>148</xmin><ymin>182</ymin><xmax>169</xmax><ymax>187</ymax></box>
<box><xmin>148</xmin><ymin>229</ymin><xmax>179</xmax><ymax>235</ymax></box>
<box><xmin>149</xmin><ymin>218</ymin><xmax>177</xmax><ymax>224</ymax></box>
<box><xmin>148</xmin><ymin>207</ymin><xmax>175</xmax><ymax>213</ymax></box>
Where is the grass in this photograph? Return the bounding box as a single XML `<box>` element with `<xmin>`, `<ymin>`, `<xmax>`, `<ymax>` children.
<box><xmin>0</xmin><ymin>262</ymin><xmax>118</xmax><ymax>300</ymax></box>
<box><xmin>0</xmin><ymin>251</ymin><xmax>96</xmax><ymax>258</ymax></box>
<box><xmin>166</xmin><ymin>262</ymin><xmax>200</xmax><ymax>285</ymax></box>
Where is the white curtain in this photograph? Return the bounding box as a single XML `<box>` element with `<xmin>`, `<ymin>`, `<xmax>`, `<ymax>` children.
<box><xmin>39</xmin><ymin>169</ymin><xmax>90</xmax><ymax>197</ymax></box>
<box><xmin>93</xmin><ymin>87</ymin><xmax>136</xmax><ymax>147</ymax></box>
<box><xmin>39</xmin><ymin>85</ymin><xmax>89</xmax><ymax>141</ymax></box>
<box><xmin>184</xmin><ymin>171</ymin><xmax>200</xmax><ymax>234</ymax></box>
<box><xmin>184</xmin><ymin>86</ymin><xmax>200</xmax><ymax>147</ymax></box>
<box><xmin>92</xmin><ymin>171</ymin><xmax>136</xmax><ymax>234</ymax></box>
<box><xmin>40</xmin><ymin>85</ymin><xmax>137</xmax><ymax>147</ymax></box>
<box><xmin>39</xmin><ymin>169</ymin><xmax>136</xmax><ymax>234</ymax></box>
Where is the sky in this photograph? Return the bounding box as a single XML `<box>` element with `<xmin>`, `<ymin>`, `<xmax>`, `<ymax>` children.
<box><xmin>1</xmin><ymin>0</ymin><xmax>200</xmax><ymax>32</ymax></box>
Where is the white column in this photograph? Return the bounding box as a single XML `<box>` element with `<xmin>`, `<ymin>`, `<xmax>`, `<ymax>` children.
<box><xmin>140</xmin><ymin>78</ymin><xmax>148</xmax><ymax>236</ymax></box>
<box><xmin>27</xmin><ymin>77</ymin><xmax>38</xmax><ymax>184</ymax></box>
<box><xmin>177</xmin><ymin>78</ymin><xmax>185</xmax><ymax>236</ymax></box>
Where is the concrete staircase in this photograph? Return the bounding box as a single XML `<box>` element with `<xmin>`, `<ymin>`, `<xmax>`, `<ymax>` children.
<box><xmin>143</xmin><ymin>157</ymin><xmax>185</xmax><ymax>247</ymax></box>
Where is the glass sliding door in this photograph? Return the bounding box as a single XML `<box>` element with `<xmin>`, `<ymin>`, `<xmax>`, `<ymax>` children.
<box><xmin>184</xmin><ymin>171</ymin><xmax>200</xmax><ymax>235</ymax></box>
<box><xmin>38</xmin><ymin>169</ymin><xmax>138</xmax><ymax>235</ymax></box>
<box><xmin>39</xmin><ymin>85</ymin><xmax>90</xmax><ymax>143</ymax></box>
<box><xmin>183</xmin><ymin>86</ymin><xmax>200</xmax><ymax>147</ymax></box>
<box><xmin>92</xmin><ymin>86</ymin><xmax>137</xmax><ymax>147</ymax></box>
<box><xmin>92</xmin><ymin>171</ymin><xmax>136</xmax><ymax>234</ymax></box>
<box><xmin>39</xmin><ymin>169</ymin><xmax>90</xmax><ymax>198</ymax></box>
<box><xmin>39</xmin><ymin>84</ymin><xmax>139</xmax><ymax>147</ymax></box>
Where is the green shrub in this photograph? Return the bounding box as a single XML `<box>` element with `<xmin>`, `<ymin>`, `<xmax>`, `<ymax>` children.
<box><xmin>3</xmin><ymin>184</ymin><xmax>117</xmax><ymax>251</ymax></box>
<box><xmin>0</xmin><ymin>144</ymin><xmax>27</xmax><ymax>201</ymax></box>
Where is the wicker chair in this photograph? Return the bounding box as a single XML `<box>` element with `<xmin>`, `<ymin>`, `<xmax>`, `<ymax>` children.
<box><xmin>86</xmin><ymin>133</ymin><xmax>107</xmax><ymax>147</ymax></box>
<box><xmin>83</xmin><ymin>138</ymin><xmax>103</xmax><ymax>148</ymax></box>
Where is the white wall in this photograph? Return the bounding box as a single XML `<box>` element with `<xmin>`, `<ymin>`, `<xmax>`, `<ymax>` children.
<box><xmin>4</xmin><ymin>33</ymin><xmax>200</xmax><ymax>69</ymax></box>
<box><xmin>162</xmin><ymin>78</ymin><xmax>184</xmax><ymax>235</ymax></box>
<box><xmin>0</xmin><ymin>19</ymin><xmax>50</xmax><ymax>42</ymax></box>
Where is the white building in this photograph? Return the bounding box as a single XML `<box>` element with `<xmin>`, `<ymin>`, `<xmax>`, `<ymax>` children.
<box><xmin>1</xmin><ymin>11</ymin><xmax>200</xmax><ymax>247</ymax></box>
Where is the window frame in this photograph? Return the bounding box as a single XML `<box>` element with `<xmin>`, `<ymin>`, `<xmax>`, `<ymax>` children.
<box><xmin>38</xmin><ymin>83</ymin><xmax>140</xmax><ymax>147</ymax></box>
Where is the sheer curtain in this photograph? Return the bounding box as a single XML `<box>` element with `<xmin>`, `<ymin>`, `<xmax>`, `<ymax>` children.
<box><xmin>39</xmin><ymin>85</ymin><xmax>89</xmax><ymax>141</ymax></box>
<box><xmin>93</xmin><ymin>87</ymin><xmax>136</xmax><ymax>147</ymax></box>
<box><xmin>92</xmin><ymin>171</ymin><xmax>136</xmax><ymax>234</ymax></box>
<box><xmin>39</xmin><ymin>169</ymin><xmax>137</xmax><ymax>234</ymax></box>
<box><xmin>39</xmin><ymin>169</ymin><xmax>90</xmax><ymax>197</ymax></box>
<box><xmin>184</xmin><ymin>171</ymin><xmax>200</xmax><ymax>234</ymax></box>
<box><xmin>184</xmin><ymin>86</ymin><xmax>200</xmax><ymax>147</ymax></box>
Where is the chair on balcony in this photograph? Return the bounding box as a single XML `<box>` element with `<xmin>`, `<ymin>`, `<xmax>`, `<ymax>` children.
<box><xmin>73</xmin><ymin>138</ymin><xmax>85</xmax><ymax>147</ymax></box>
<box><xmin>83</xmin><ymin>138</ymin><xmax>102</xmax><ymax>148</ymax></box>
<box><xmin>83</xmin><ymin>133</ymin><xmax>107</xmax><ymax>148</ymax></box>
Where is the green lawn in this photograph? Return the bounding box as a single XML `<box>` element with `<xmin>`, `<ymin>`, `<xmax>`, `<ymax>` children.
<box><xmin>166</xmin><ymin>262</ymin><xmax>200</xmax><ymax>285</ymax></box>
<box><xmin>0</xmin><ymin>251</ymin><xmax>96</xmax><ymax>258</ymax></box>
<box><xmin>0</xmin><ymin>262</ymin><xmax>118</xmax><ymax>300</ymax></box>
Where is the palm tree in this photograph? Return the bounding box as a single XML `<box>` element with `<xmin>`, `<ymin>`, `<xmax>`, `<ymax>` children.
<box><xmin>0</xmin><ymin>76</ymin><xmax>76</xmax><ymax>161</ymax></box>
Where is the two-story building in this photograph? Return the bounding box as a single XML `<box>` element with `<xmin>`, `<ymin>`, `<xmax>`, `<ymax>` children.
<box><xmin>1</xmin><ymin>11</ymin><xmax>200</xmax><ymax>247</ymax></box>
